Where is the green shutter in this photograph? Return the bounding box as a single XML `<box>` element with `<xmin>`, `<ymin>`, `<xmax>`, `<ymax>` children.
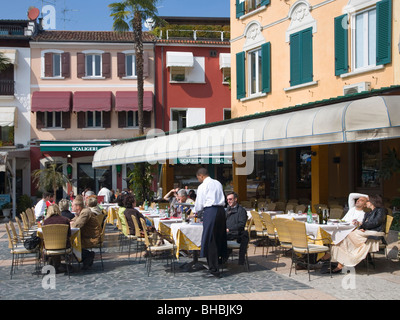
<box><xmin>290</xmin><ymin>28</ymin><xmax>313</xmax><ymax>86</ymax></box>
<box><xmin>260</xmin><ymin>0</ymin><xmax>270</xmax><ymax>6</ymax></box>
<box><xmin>236</xmin><ymin>0</ymin><xmax>245</xmax><ymax>18</ymax></box>
<box><xmin>290</xmin><ymin>32</ymin><xmax>301</xmax><ymax>86</ymax></box>
<box><xmin>236</xmin><ymin>51</ymin><xmax>246</xmax><ymax>100</ymax></box>
<box><xmin>376</xmin><ymin>0</ymin><xmax>392</xmax><ymax>65</ymax></box>
<box><xmin>261</xmin><ymin>42</ymin><xmax>271</xmax><ymax>93</ymax></box>
<box><xmin>301</xmin><ymin>28</ymin><xmax>313</xmax><ymax>83</ymax></box>
<box><xmin>334</xmin><ymin>14</ymin><xmax>349</xmax><ymax>76</ymax></box>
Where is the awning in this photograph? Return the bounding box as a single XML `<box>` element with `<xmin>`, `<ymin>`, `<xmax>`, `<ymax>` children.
<box><xmin>92</xmin><ymin>95</ymin><xmax>400</xmax><ymax>167</ymax></box>
<box><xmin>115</xmin><ymin>91</ymin><xmax>153</xmax><ymax>112</ymax></box>
<box><xmin>219</xmin><ymin>53</ymin><xmax>231</xmax><ymax>69</ymax></box>
<box><xmin>40</xmin><ymin>140</ymin><xmax>111</xmax><ymax>152</ymax></box>
<box><xmin>31</xmin><ymin>91</ymin><xmax>72</xmax><ymax>112</ymax></box>
<box><xmin>0</xmin><ymin>107</ymin><xmax>17</xmax><ymax>127</ymax></box>
<box><xmin>73</xmin><ymin>91</ymin><xmax>112</xmax><ymax>112</ymax></box>
<box><xmin>166</xmin><ymin>51</ymin><xmax>194</xmax><ymax>67</ymax></box>
<box><xmin>0</xmin><ymin>49</ymin><xmax>17</xmax><ymax>65</ymax></box>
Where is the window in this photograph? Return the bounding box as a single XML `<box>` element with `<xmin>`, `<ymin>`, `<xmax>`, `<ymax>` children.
<box><xmin>356</xmin><ymin>141</ymin><xmax>381</xmax><ymax>189</ymax></box>
<box><xmin>224</xmin><ymin>109</ymin><xmax>231</xmax><ymax>120</ymax></box>
<box><xmin>45</xmin><ymin>111</ymin><xmax>62</xmax><ymax>128</ymax></box>
<box><xmin>222</xmin><ymin>68</ymin><xmax>231</xmax><ymax>84</ymax></box>
<box><xmin>289</xmin><ymin>28</ymin><xmax>313</xmax><ymax>87</ymax></box>
<box><xmin>0</xmin><ymin>126</ymin><xmax>14</xmax><ymax>146</ymax></box>
<box><xmin>236</xmin><ymin>42</ymin><xmax>271</xmax><ymax>100</ymax></box>
<box><xmin>126</xmin><ymin>111</ymin><xmax>138</xmax><ymax>127</ymax></box>
<box><xmin>43</xmin><ymin>51</ymin><xmax>70</xmax><ymax>78</ymax></box>
<box><xmin>86</xmin><ymin>111</ymin><xmax>102</xmax><ymax>128</ymax></box>
<box><xmin>170</xmin><ymin>67</ymin><xmax>186</xmax><ymax>82</ymax></box>
<box><xmin>236</xmin><ymin>0</ymin><xmax>269</xmax><ymax>18</ymax></box>
<box><xmin>85</xmin><ymin>54</ymin><xmax>102</xmax><ymax>77</ymax></box>
<box><xmin>126</xmin><ymin>54</ymin><xmax>136</xmax><ymax>77</ymax></box>
<box><xmin>171</xmin><ymin>110</ymin><xmax>187</xmax><ymax>131</ymax></box>
<box><xmin>335</xmin><ymin>0</ymin><xmax>392</xmax><ymax>76</ymax></box>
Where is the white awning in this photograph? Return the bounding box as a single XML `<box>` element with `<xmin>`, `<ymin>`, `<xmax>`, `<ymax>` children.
<box><xmin>0</xmin><ymin>107</ymin><xmax>17</xmax><ymax>127</ymax></box>
<box><xmin>93</xmin><ymin>95</ymin><xmax>400</xmax><ymax>167</ymax></box>
<box><xmin>166</xmin><ymin>51</ymin><xmax>194</xmax><ymax>67</ymax></box>
<box><xmin>219</xmin><ymin>53</ymin><xmax>231</xmax><ymax>69</ymax></box>
<box><xmin>0</xmin><ymin>49</ymin><xmax>17</xmax><ymax>65</ymax></box>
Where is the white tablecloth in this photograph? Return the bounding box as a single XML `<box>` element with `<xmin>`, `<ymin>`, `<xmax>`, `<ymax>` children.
<box><xmin>154</xmin><ymin>217</ymin><xmax>182</xmax><ymax>230</ymax></box>
<box><xmin>170</xmin><ymin>222</ymin><xmax>203</xmax><ymax>247</ymax></box>
<box><xmin>305</xmin><ymin>223</ymin><xmax>356</xmax><ymax>245</ymax></box>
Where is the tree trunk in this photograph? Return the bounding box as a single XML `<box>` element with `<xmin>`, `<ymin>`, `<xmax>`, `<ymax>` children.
<box><xmin>132</xmin><ymin>11</ymin><xmax>144</xmax><ymax>136</ymax></box>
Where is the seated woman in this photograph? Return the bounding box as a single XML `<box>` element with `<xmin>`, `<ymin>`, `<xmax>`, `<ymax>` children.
<box><xmin>42</xmin><ymin>204</ymin><xmax>71</xmax><ymax>273</ymax></box>
<box><xmin>323</xmin><ymin>194</ymin><xmax>387</xmax><ymax>273</ymax></box>
<box><xmin>124</xmin><ymin>194</ymin><xmax>155</xmax><ymax>236</ymax></box>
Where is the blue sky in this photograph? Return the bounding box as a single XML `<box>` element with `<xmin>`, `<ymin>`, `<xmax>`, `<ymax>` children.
<box><xmin>0</xmin><ymin>0</ymin><xmax>230</xmax><ymax>31</ymax></box>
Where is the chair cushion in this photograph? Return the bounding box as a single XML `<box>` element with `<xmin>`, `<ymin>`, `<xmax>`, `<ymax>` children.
<box><xmin>292</xmin><ymin>244</ymin><xmax>329</xmax><ymax>254</ymax></box>
<box><xmin>227</xmin><ymin>241</ymin><xmax>241</xmax><ymax>249</ymax></box>
<box><xmin>44</xmin><ymin>248</ymin><xmax>72</xmax><ymax>255</ymax></box>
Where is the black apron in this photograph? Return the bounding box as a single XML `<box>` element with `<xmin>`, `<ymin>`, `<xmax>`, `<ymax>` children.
<box><xmin>200</xmin><ymin>206</ymin><xmax>228</xmax><ymax>260</ymax></box>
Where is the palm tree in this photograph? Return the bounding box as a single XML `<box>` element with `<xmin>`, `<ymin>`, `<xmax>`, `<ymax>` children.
<box><xmin>32</xmin><ymin>162</ymin><xmax>72</xmax><ymax>200</ymax></box>
<box><xmin>109</xmin><ymin>0</ymin><xmax>163</xmax><ymax>135</ymax></box>
<box><xmin>0</xmin><ymin>52</ymin><xmax>11</xmax><ymax>71</ymax></box>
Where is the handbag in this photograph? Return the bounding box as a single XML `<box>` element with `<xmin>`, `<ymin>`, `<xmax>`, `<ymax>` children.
<box><xmin>24</xmin><ymin>232</ymin><xmax>41</xmax><ymax>250</ymax></box>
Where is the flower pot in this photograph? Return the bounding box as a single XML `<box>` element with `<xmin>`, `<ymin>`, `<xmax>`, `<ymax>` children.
<box><xmin>2</xmin><ymin>208</ymin><xmax>11</xmax><ymax>218</ymax></box>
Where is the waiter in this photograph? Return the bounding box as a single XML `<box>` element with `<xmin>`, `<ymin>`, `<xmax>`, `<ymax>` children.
<box><xmin>194</xmin><ymin>167</ymin><xmax>227</xmax><ymax>278</ymax></box>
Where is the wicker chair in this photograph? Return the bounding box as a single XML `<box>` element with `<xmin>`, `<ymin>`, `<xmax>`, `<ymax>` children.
<box><xmin>140</xmin><ymin>218</ymin><xmax>175</xmax><ymax>276</ymax></box>
<box><xmin>5</xmin><ymin>224</ymin><xmax>40</xmax><ymax>279</ymax></box>
<box><xmin>119</xmin><ymin>214</ymin><xmax>138</xmax><ymax>259</ymax></box>
<box><xmin>41</xmin><ymin>224</ymin><xmax>73</xmax><ymax>278</ymax></box>
<box><xmin>329</xmin><ymin>208</ymin><xmax>344</xmax><ymax>219</ymax></box>
<box><xmin>88</xmin><ymin>217</ymin><xmax>108</xmax><ymax>270</ymax></box>
<box><xmin>294</xmin><ymin>204</ymin><xmax>306</xmax><ymax>213</ymax></box>
<box><xmin>273</xmin><ymin>218</ymin><xmax>293</xmax><ymax>270</ymax></box>
<box><xmin>260</xmin><ymin>212</ymin><xmax>279</xmax><ymax>255</ymax></box>
<box><xmin>266</xmin><ymin>202</ymin><xmax>277</xmax><ymax>211</ymax></box>
<box><xmin>131</xmin><ymin>214</ymin><xmax>147</xmax><ymax>261</ymax></box>
<box><xmin>381</xmin><ymin>215</ymin><xmax>394</xmax><ymax>259</ymax></box>
<box><xmin>250</xmin><ymin>211</ymin><xmax>268</xmax><ymax>256</ymax></box>
<box><xmin>286</xmin><ymin>220</ymin><xmax>331</xmax><ymax>281</ymax></box>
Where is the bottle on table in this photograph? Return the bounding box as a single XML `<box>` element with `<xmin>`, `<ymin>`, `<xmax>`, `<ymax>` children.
<box><xmin>307</xmin><ymin>205</ymin><xmax>313</xmax><ymax>223</ymax></box>
<box><xmin>317</xmin><ymin>206</ymin><xmax>323</xmax><ymax>224</ymax></box>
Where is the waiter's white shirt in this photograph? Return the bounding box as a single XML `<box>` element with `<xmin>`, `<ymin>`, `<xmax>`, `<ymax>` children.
<box><xmin>34</xmin><ymin>199</ymin><xmax>46</xmax><ymax>219</ymax></box>
<box><xmin>98</xmin><ymin>187</ymin><xmax>112</xmax><ymax>203</ymax></box>
<box><xmin>194</xmin><ymin>176</ymin><xmax>225</xmax><ymax>213</ymax></box>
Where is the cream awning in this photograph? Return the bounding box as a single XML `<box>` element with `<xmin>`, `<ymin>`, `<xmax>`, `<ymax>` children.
<box><xmin>93</xmin><ymin>95</ymin><xmax>400</xmax><ymax>167</ymax></box>
<box><xmin>219</xmin><ymin>53</ymin><xmax>231</xmax><ymax>69</ymax></box>
<box><xmin>0</xmin><ymin>107</ymin><xmax>17</xmax><ymax>127</ymax></box>
<box><xmin>166</xmin><ymin>51</ymin><xmax>194</xmax><ymax>67</ymax></box>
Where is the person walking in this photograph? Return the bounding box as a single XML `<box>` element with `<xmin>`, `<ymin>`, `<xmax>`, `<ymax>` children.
<box><xmin>194</xmin><ymin>167</ymin><xmax>227</xmax><ymax>278</ymax></box>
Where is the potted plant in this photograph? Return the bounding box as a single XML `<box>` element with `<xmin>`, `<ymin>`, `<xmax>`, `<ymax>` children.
<box><xmin>1</xmin><ymin>202</ymin><xmax>12</xmax><ymax>218</ymax></box>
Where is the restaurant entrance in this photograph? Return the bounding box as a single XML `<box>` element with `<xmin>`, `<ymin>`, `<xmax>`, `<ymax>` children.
<box><xmin>77</xmin><ymin>163</ymin><xmax>112</xmax><ymax>195</ymax></box>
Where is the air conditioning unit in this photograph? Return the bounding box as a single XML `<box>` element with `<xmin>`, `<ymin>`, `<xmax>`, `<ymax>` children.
<box><xmin>343</xmin><ymin>82</ymin><xmax>371</xmax><ymax>95</ymax></box>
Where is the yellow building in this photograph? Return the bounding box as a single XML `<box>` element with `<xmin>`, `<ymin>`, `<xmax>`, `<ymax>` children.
<box><xmin>229</xmin><ymin>0</ymin><xmax>400</xmax><ymax>209</ymax></box>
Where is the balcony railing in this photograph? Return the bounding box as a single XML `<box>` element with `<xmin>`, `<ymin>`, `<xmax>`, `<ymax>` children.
<box><xmin>0</xmin><ymin>80</ymin><xmax>15</xmax><ymax>95</ymax></box>
<box><xmin>160</xmin><ymin>29</ymin><xmax>230</xmax><ymax>42</ymax></box>
<box><xmin>0</xmin><ymin>25</ymin><xmax>24</xmax><ymax>36</ymax></box>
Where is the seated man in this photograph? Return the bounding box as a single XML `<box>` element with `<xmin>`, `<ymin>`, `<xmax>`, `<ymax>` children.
<box><xmin>225</xmin><ymin>192</ymin><xmax>249</xmax><ymax>265</ymax></box>
<box><xmin>342</xmin><ymin>192</ymin><xmax>368</xmax><ymax>226</ymax></box>
<box><xmin>71</xmin><ymin>198</ymin><xmax>101</xmax><ymax>269</ymax></box>
<box><xmin>175</xmin><ymin>189</ymin><xmax>195</xmax><ymax>219</ymax></box>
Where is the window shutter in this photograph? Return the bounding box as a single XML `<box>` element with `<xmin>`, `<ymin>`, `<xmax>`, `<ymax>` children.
<box><xmin>143</xmin><ymin>51</ymin><xmax>149</xmax><ymax>77</ymax></box>
<box><xmin>290</xmin><ymin>32</ymin><xmax>301</xmax><ymax>86</ymax></box>
<box><xmin>118</xmin><ymin>112</ymin><xmax>126</xmax><ymax>128</ymax></box>
<box><xmin>334</xmin><ymin>14</ymin><xmax>348</xmax><ymax>76</ymax></box>
<box><xmin>376</xmin><ymin>0</ymin><xmax>392</xmax><ymax>66</ymax></box>
<box><xmin>102</xmin><ymin>52</ymin><xmax>111</xmax><ymax>78</ymax></box>
<box><xmin>301</xmin><ymin>28</ymin><xmax>313</xmax><ymax>84</ymax></box>
<box><xmin>261</xmin><ymin>42</ymin><xmax>271</xmax><ymax>93</ymax></box>
<box><xmin>44</xmin><ymin>52</ymin><xmax>53</xmax><ymax>77</ymax></box>
<box><xmin>236</xmin><ymin>51</ymin><xmax>246</xmax><ymax>100</ymax></box>
<box><xmin>260</xmin><ymin>0</ymin><xmax>270</xmax><ymax>6</ymax></box>
<box><xmin>77</xmin><ymin>112</ymin><xmax>85</xmax><ymax>128</ymax></box>
<box><xmin>61</xmin><ymin>52</ymin><xmax>70</xmax><ymax>78</ymax></box>
<box><xmin>117</xmin><ymin>52</ymin><xmax>126</xmax><ymax>77</ymax></box>
<box><xmin>103</xmin><ymin>111</ymin><xmax>111</xmax><ymax>128</ymax></box>
<box><xmin>143</xmin><ymin>111</ymin><xmax>152</xmax><ymax>128</ymax></box>
<box><xmin>62</xmin><ymin>112</ymin><xmax>70</xmax><ymax>129</ymax></box>
<box><xmin>236</xmin><ymin>0</ymin><xmax>245</xmax><ymax>18</ymax></box>
<box><xmin>77</xmin><ymin>52</ymin><xmax>85</xmax><ymax>78</ymax></box>
<box><xmin>36</xmin><ymin>112</ymin><xmax>45</xmax><ymax>129</ymax></box>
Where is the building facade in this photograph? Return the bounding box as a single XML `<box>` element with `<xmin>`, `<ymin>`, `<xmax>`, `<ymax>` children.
<box><xmin>230</xmin><ymin>0</ymin><xmax>400</xmax><ymax>207</ymax></box>
<box><xmin>30</xmin><ymin>30</ymin><xmax>156</xmax><ymax>199</ymax></box>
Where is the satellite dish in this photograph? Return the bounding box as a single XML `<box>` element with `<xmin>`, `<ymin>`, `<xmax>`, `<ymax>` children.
<box><xmin>144</xmin><ymin>18</ymin><xmax>155</xmax><ymax>31</ymax></box>
<box><xmin>27</xmin><ymin>7</ymin><xmax>40</xmax><ymax>21</ymax></box>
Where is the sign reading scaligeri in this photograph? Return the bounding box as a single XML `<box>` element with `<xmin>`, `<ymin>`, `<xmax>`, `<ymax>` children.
<box><xmin>39</xmin><ymin>141</ymin><xmax>111</xmax><ymax>152</ymax></box>
<box><xmin>172</xmin><ymin>156</ymin><xmax>232</xmax><ymax>165</ymax></box>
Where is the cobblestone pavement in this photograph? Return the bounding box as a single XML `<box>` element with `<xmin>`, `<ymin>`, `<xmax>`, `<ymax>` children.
<box><xmin>1</xmin><ymin>220</ymin><xmax>400</xmax><ymax>300</ymax></box>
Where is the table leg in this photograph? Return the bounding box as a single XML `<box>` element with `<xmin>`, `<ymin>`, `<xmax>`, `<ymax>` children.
<box><xmin>179</xmin><ymin>250</ymin><xmax>207</xmax><ymax>272</ymax></box>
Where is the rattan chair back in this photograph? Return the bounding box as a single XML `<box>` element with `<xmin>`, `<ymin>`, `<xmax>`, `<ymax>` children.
<box><xmin>385</xmin><ymin>215</ymin><xmax>394</xmax><ymax>235</ymax></box>
<box><xmin>329</xmin><ymin>208</ymin><xmax>344</xmax><ymax>219</ymax></box>
<box><xmin>5</xmin><ymin>224</ymin><xmax>15</xmax><ymax>249</ymax></box>
<box><xmin>250</xmin><ymin>211</ymin><xmax>266</xmax><ymax>231</ymax></box>
<box><xmin>273</xmin><ymin>218</ymin><xmax>292</xmax><ymax>245</ymax></box>
<box><xmin>8</xmin><ymin>221</ymin><xmax>19</xmax><ymax>245</ymax></box>
<box><xmin>286</xmin><ymin>220</ymin><xmax>308</xmax><ymax>248</ymax></box>
<box><xmin>261</xmin><ymin>212</ymin><xmax>276</xmax><ymax>236</ymax></box>
<box><xmin>140</xmin><ymin>218</ymin><xmax>151</xmax><ymax>247</ymax></box>
<box><xmin>294</xmin><ymin>204</ymin><xmax>306</xmax><ymax>213</ymax></box>
<box><xmin>41</xmin><ymin>224</ymin><xmax>69</xmax><ymax>250</ymax></box>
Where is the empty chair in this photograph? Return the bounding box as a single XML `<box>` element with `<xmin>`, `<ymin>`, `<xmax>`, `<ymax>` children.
<box><xmin>240</xmin><ymin>201</ymin><xmax>252</xmax><ymax>208</ymax></box>
<box><xmin>250</xmin><ymin>211</ymin><xmax>268</xmax><ymax>256</ymax></box>
<box><xmin>266</xmin><ymin>202</ymin><xmax>277</xmax><ymax>211</ymax></box>
<box><xmin>329</xmin><ymin>208</ymin><xmax>344</xmax><ymax>220</ymax></box>
<box><xmin>295</xmin><ymin>204</ymin><xmax>306</xmax><ymax>213</ymax></box>
<box><xmin>285</xmin><ymin>203</ymin><xmax>296</xmax><ymax>213</ymax></box>
<box><xmin>274</xmin><ymin>202</ymin><xmax>286</xmax><ymax>211</ymax></box>
<box><xmin>286</xmin><ymin>220</ymin><xmax>331</xmax><ymax>281</ymax></box>
<box><xmin>273</xmin><ymin>218</ymin><xmax>293</xmax><ymax>270</ymax></box>
<box><xmin>261</xmin><ymin>212</ymin><xmax>279</xmax><ymax>255</ymax></box>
